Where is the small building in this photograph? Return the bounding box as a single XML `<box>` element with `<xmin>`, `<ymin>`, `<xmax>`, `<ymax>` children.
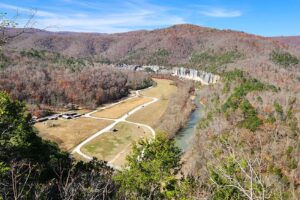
<box><xmin>36</xmin><ymin>117</ymin><xmax>48</xmax><ymax>123</ymax></box>
<box><xmin>73</xmin><ymin>114</ymin><xmax>82</xmax><ymax>118</ymax></box>
<box><xmin>65</xmin><ymin>112</ymin><xmax>78</xmax><ymax>116</ymax></box>
<box><xmin>61</xmin><ymin>112</ymin><xmax>80</xmax><ymax>119</ymax></box>
<box><xmin>62</xmin><ymin>114</ymin><xmax>72</xmax><ymax>119</ymax></box>
<box><xmin>48</xmin><ymin>115</ymin><xmax>58</xmax><ymax>120</ymax></box>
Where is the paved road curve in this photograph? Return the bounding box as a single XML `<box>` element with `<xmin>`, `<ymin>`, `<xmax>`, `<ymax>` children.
<box><xmin>71</xmin><ymin>88</ymin><xmax>158</xmax><ymax>168</ymax></box>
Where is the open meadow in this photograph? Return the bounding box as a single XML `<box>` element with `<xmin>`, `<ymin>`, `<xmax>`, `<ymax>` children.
<box><xmin>81</xmin><ymin>122</ymin><xmax>152</xmax><ymax>166</ymax></box>
<box><xmin>91</xmin><ymin>96</ymin><xmax>151</xmax><ymax>119</ymax></box>
<box><xmin>35</xmin><ymin>78</ymin><xmax>177</xmax><ymax>166</ymax></box>
<box><xmin>35</xmin><ymin>118</ymin><xmax>112</xmax><ymax>151</ymax></box>
<box><xmin>128</xmin><ymin>78</ymin><xmax>177</xmax><ymax>128</ymax></box>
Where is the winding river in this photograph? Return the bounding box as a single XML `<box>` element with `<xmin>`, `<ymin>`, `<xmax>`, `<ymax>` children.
<box><xmin>175</xmin><ymin>91</ymin><xmax>203</xmax><ymax>151</ymax></box>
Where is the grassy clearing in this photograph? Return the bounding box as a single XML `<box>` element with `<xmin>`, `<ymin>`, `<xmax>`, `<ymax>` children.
<box><xmin>91</xmin><ymin>97</ymin><xmax>151</xmax><ymax>119</ymax></box>
<box><xmin>76</xmin><ymin>109</ymin><xmax>93</xmax><ymax>114</ymax></box>
<box><xmin>140</xmin><ymin>78</ymin><xmax>177</xmax><ymax>98</ymax></box>
<box><xmin>82</xmin><ymin>122</ymin><xmax>152</xmax><ymax>167</ymax></box>
<box><xmin>35</xmin><ymin>118</ymin><xmax>112</xmax><ymax>151</ymax></box>
<box><xmin>128</xmin><ymin>78</ymin><xmax>177</xmax><ymax>127</ymax></box>
<box><xmin>128</xmin><ymin>101</ymin><xmax>169</xmax><ymax>127</ymax></box>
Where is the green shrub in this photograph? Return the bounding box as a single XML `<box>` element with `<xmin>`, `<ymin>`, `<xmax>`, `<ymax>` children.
<box><xmin>95</xmin><ymin>56</ymin><xmax>111</xmax><ymax>64</ymax></box>
<box><xmin>256</xmin><ymin>96</ymin><xmax>263</xmax><ymax>103</ymax></box>
<box><xmin>288</xmin><ymin>158</ymin><xmax>297</xmax><ymax>169</ymax></box>
<box><xmin>123</xmin><ymin>47</ymin><xmax>146</xmax><ymax>62</ymax></box>
<box><xmin>114</xmin><ymin>133</ymin><xmax>193</xmax><ymax>199</ymax></box>
<box><xmin>222</xmin><ymin>69</ymin><xmax>244</xmax><ymax>81</ymax></box>
<box><xmin>198</xmin><ymin>118</ymin><xmax>210</xmax><ymax>129</ymax></box>
<box><xmin>266</xmin><ymin>115</ymin><xmax>276</xmax><ymax>124</ymax></box>
<box><xmin>238</xmin><ymin>99</ymin><xmax>262</xmax><ymax>132</ymax></box>
<box><xmin>207</xmin><ymin>111</ymin><xmax>213</xmax><ymax>120</ymax></box>
<box><xmin>20</xmin><ymin>48</ymin><xmax>88</xmax><ymax>70</ymax></box>
<box><xmin>154</xmin><ymin>48</ymin><xmax>170</xmax><ymax>57</ymax></box>
<box><xmin>270</xmin><ymin>166</ymin><xmax>283</xmax><ymax>178</ymax></box>
<box><xmin>209</xmin><ymin>156</ymin><xmax>267</xmax><ymax>200</ymax></box>
<box><xmin>289</xmin><ymin>120</ymin><xmax>300</xmax><ymax>136</ymax></box>
<box><xmin>222</xmin><ymin>82</ymin><xmax>230</xmax><ymax>93</ymax></box>
<box><xmin>0</xmin><ymin>51</ymin><xmax>10</xmax><ymax>69</ymax></box>
<box><xmin>189</xmin><ymin>50</ymin><xmax>242</xmax><ymax>73</ymax></box>
<box><xmin>286</xmin><ymin>146</ymin><xmax>294</xmax><ymax>155</ymax></box>
<box><xmin>147</xmin><ymin>48</ymin><xmax>170</xmax><ymax>65</ymax></box>
<box><xmin>273</xmin><ymin>101</ymin><xmax>286</xmax><ymax>122</ymax></box>
<box><xmin>273</xmin><ymin>101</ymin><xmax>283</xmax><ymax>115</ymax></box>
<box><xmin>270</xmin><ymin>50</ymin><xmax>299</xmax><ymax>68</ymax></box>
<box><xmin>238</xmin><ymin>113</ymin><xmax>262</xmax><ymax>132</ymax></box>
<box><xmin>223</xmin><ymin>78</ymin><xmax>276</xmax><ymax>113</ymax></box>
<box><xmin>287</xmin><ymin>107</ymin><xmax>294</xmax><ymax>119</ymax></box>
<box><xmin>222</xmin><ymin>76</ymin><xmax>275</xmax><ymax>132</ymax></box>
<box><xmin>144</xmin><ymin>67</ymin><xmax>155</xmax><ymax>73</ymax></box>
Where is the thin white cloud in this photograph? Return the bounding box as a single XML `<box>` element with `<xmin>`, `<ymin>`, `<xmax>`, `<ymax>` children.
<box><xmin>0</xmin><ymin>1</ymin><xmax>244</xmax><ymax>33</ymax></box>
<box><xmin>36</xmin><ymin>13</ymin><xmax>185</xmax><ymax>33</ymax></box>
<box><xmin>0</xmin><ymin>1</ymin><xmax>186</xmax><ymax>33</ymax></box>
<box><xmin>0</xmin><ymin>2</ymin><xmax>56</xmax><ymax>17</ymax></box>
<box><xmin>200</xmin><ymin>7</ymin><xmax>242</xmax><ymax>18</ymax></box>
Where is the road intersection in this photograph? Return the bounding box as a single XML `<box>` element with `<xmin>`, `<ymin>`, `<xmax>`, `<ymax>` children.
<box><xmin>71</xmin><ymin>88</ymin><xmax>158</xmax><ymax>168</ymax></box>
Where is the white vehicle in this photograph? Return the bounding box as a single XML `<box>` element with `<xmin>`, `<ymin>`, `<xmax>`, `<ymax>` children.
<box><xmin>48</xmin><ymin>115</ymin><xmax>58</xmax><ymax>120</ymax></box>
<box><xmin>62</xmin><ymin>114</ymin><xmax>72</xmax><ymax>119</ymax></box>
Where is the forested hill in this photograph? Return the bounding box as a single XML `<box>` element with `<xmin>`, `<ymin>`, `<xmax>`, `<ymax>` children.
<box><xmin>272</xmin><ymin>36</ymin><xmax>300</xmax><ymax>51</ymax></box>
<box><xmin>2</xmin><ymin>24</ymin><xmax>300</xmax><ymax>199</ymax></box>
<box><xmin>6</xmin><ymin>24</ymin><xmax>298</xmax><ymax>66</ymax></box>
<box><xmin>5</xmin><ymin>25</ymin><xmax>300</xmax><ymax>93</ymax></box>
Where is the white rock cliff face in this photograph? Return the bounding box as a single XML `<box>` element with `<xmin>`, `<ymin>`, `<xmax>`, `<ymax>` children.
<box><xmin>115</xmin><ymin>64</ymin><xmax>220</xmax><ymax>85</ymax></box>
<box><xmin>172</xmin><ymin>67</ymin><xmax>220</xmax><ymax>85</ymax></box>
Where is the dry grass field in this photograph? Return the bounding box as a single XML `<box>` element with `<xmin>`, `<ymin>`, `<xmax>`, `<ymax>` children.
<box><xmin>35</xmin><ymin>118</ymin><xmax>112</xmax><ymax>151</ymax></box>
<box><xmin>36</xmin><ymin>79</ymin><xmax>176</xmax><ymax>165</ymax></box>
<box><xmin>128</xmin><ymin>79</ymin><xmax>177</xmax><ymax>127</ymax></box>
<box><xmin>81</xmin><ymin>122</ymin><xmax>152</xmax><ymax>166</ymax></box>
<box><xmin>140</xmin><ymin>78</ymin><xmax>177</xmax><ymax>98</ymax></box>
<box><xmin>91</xmin><ymin>97</ymin><xmax>151</xmax><ymax>119</ymax></box>
<box><xmin>76</xmin><ymin>109</ymin><xmax>93</xmax><ymax>114</ymax></box>
<box><xmin>127</xmin><ymin>101</ymin><xmax>169</xmax><ymax>127</ymax></box>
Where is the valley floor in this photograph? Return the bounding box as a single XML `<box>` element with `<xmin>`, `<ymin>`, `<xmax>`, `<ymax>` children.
<box><xmin>34</xmin><ymin>78</ymin><xmax>178</xmax><ymax>168</ymax></box>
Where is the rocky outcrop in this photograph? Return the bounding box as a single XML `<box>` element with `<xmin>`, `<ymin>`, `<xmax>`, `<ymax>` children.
<box><xmin>172</xmin><ymin>67</ymin><xmax>220</xmax><ymax>85</ymax></box>
<box><xmin>115</xmin><ymin>64</ymin><xmax>220</xmax><ymax>85</ymax></box>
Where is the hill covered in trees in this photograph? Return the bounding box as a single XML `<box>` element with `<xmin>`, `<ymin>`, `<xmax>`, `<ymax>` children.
<box><xmin>4</xmin><ymin>25</ymin><xmax>300</xmax><ymax>88</ymax></box>
<box><xmin>272</xmin><ymin>36</ymin><xmax>300</xmax><ymax>51</ymax></box>
<box><xmin>0</xmin><ymin>48</ymin><xmax>153</xmax><ymax>116</ymax></box>
<box><xmin>182</xmin><ymin>69</ymin><xmax>300</xmax><ymax>198</ymax></box>
<box><xmin>1</xmin><ymin>24</ymin><xmax>300</xmax><ymax>199</ymax></box>
<box><xmin>5</xmin><ymin>25</ymin><xmax>293</xmax><ymax>65</ymax></box>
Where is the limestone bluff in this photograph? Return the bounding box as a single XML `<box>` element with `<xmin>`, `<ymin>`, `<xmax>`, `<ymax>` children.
<box><xmin>115</xmin><ymin>64</ymin><xmax>220</xmax><ymax>85</ymax></box>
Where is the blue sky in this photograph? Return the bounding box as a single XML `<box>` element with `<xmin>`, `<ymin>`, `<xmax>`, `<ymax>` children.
<box><xmin>0</xmin><ymin>0</ymin><xmax>299</xmax><ymax>36</ymax></box>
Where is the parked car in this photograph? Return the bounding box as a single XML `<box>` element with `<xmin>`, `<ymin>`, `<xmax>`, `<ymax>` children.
<box><xmin>73</xmin><ymin>114</ymin><xmax>82</xmax><ymax>118</ymax></box>
<box><xmin>49</xmin><ymin>115</ymin><xmax>58</xmax><ymax>120</ymax></box>
<box><xmin>62</xmin><ymin>114</ymin><xmax>72</xmax><ymax>119</ymax></box>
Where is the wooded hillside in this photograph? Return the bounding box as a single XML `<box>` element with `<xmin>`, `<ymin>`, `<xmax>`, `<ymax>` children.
<box><xmin>0</xmin><ymin>48</ymin><xmax>153</xmax><ymax>115</ymax></box>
